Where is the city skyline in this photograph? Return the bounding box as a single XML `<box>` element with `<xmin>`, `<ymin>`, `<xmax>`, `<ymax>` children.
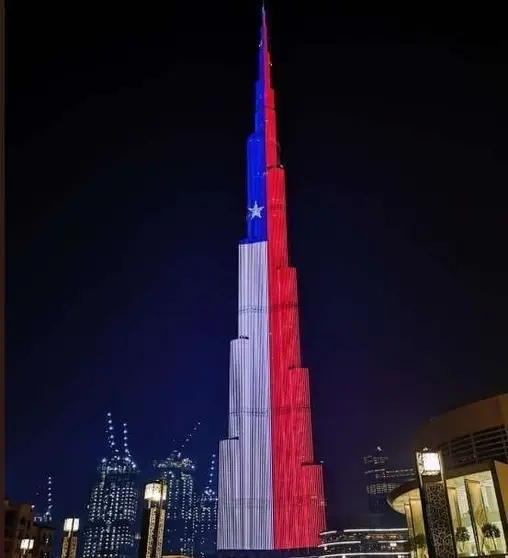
<box><xmin>7</xmin><ymin>0</ymin><xmax>508</xmax><ymax>532</ymax></box>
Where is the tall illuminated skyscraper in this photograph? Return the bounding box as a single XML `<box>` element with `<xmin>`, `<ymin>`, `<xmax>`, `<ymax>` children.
<box><xmin>195</xmin><ymin>455</ymin><xmax>218</xmax><ymax>558</ymax></box>
<box><xmin>82</xmin><ymin>414</ymin><xmax>140</xmax><ymax>558</ymax></box>
<box><xmin>154</xmin><ymin>451</ymin><xmax>197</xmax><ymax>556</ymax></box>
<box><xmin>217</xmin><ymin>8</ymin><xmax>326</xmax><ymax>553</ymax></box>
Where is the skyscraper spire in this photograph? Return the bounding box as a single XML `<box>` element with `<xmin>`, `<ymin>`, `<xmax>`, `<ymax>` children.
<box><xmin>259</xmin><ymin>4</ymin><xmax>271</xmax><ymax>90</ymax></box>
<box><xmin>34</xmin><ymin>475</ymin><xmax>53</xmax><ymax>524</ymax></box>
<box><xmin>218</xmin><ymin>7</ymin><xmax>326</xmax><ymax>553</ymax></box>
<box><xmin>123</xmin><ymin>422</ymin><xmax>131</xmax><ymax>458</ymax></box>
<box><xmin>106</xmin><ymin>412</ymin><xmax>119</xmax><ymax>457</ymax></box>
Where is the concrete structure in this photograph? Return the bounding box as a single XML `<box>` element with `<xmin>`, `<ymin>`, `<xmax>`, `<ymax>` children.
<box><xmin>416</xmin><ymin>394</ymin><xmax>508</xmax><ymax>470</ymax></box>
<box><xmin>388</xmin><ymin>394</ymin><xmax>508</xmax><ymax>558</ymax></box>
<box><xmin>4</xmin><ymin>500</ymin><xmax>54</xmax><ymax>558</ymax></box>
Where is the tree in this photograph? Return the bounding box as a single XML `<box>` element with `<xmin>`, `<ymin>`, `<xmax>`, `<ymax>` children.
<box><xmin>455</xmin><ymin>526</ymin><xmax>470</xmax><ymax>554</ymax></box>
<box><xmin>481</xmin><ymin>523</ymin><xmax>501</xmax><ymax>553</ymax></box>
<box><xmin>409</xmin><ymin>533</ymin><xmax>427</xmax><ymax>558</ymax></box>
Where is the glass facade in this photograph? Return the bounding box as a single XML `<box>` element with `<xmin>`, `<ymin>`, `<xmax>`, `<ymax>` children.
<box><xmin>447</xmin><ymin>470</ymin><xmax>507</xmax><ymax>557</ymax></box>
<box><xmin>154</xmin><ymin>451</ymin><xmax>197</xmax><ymax>556</ymax></box>
<box><xmin>390</xmin><ymin>463</ymin><xmax>508</xmax><ymax>558</ymax></box>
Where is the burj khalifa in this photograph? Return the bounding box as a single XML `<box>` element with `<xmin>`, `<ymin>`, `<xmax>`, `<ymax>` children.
<box><xmin>217</xmin><ymin>8</ymin><xmax>326</xmax><ymax>553</ymax></box>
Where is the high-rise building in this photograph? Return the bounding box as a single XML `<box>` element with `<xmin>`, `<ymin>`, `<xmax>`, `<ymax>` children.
<box><xmin>154</xmin><ymin>451</ymin><xmax>197</xmax><ymax>556</ymax></box>
<box><xmin>4</xmin><ymin>500</ymin><xmax>55</xmax><ymax>558</ymax></box>
<box><xmin>363</xmin><ymin>447</ymin><xmax>414</xmax><ymax>525</ymax></box>
<box><xmin>61</xmin><ymin>518</ymin><xmax>80</xmax><ymax>558</ymax></box>
<box><xmin>138</xmin><ymin>481</ymin><xmax>167</xmax><ymax>558</ymax></box>
<box><xmin>195</xmin><ymin>455</ymin><xmax>218</xmax><ymax>558</ymax></box>
<box><xmin>217</xmin><ymin>8</ymin><xmax>326</xmax><ymax>553</ymax></box>
<box><xmin>82</xmin><ymin>414</ymin><xmax>140</xmax><ymax>558</ymax></box>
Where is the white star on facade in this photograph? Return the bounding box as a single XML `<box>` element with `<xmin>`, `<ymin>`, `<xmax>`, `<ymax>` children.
<box><xmin>248</xmin><ymin>201</ymin><xmax>264</xmax><ymax>219</ymax></box>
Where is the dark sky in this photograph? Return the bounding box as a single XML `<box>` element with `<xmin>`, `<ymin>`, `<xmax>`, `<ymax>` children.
<box><xmin>7</xmin><ymin>1</ymin><xmax>508</xmax><ymax>530</ymax></box>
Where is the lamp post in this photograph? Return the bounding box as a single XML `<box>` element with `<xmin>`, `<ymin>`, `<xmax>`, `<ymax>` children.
<box><xmin>415</xmin><ymin>449</ymin><xmax>457</xmax><ymax>558</ymax></box>
<box><xmin>61</xmin><ymin>518</ymin><xmax>80</xmax><ymax>558</ymax></box>
<box><xmin>139</xmin><ymin>480</ymin><xmax>168</xmax><ymax>558</ymax></box>
<box><xmin>20</xmin><ymin>538</ymin><xmax>35</xmax><ymax>557</ymax></box>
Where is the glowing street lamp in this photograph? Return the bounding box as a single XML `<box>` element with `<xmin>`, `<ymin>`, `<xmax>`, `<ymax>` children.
<box><xmin>21</xmin><ymin>538</ymin><xmax>35</xmax><ymax>556</ymax></box>
<box><xmin>144</xmin><ymin>482</ymin><xmax>167</xmax><ymax>504</ymax></box>
<box><xmin>63</xmin><ymin>518</ymin><xmax>80</xmax><ymax>534</ymax></box>
<box><xmin>61</xmin><ymin>518</ymin><xmax>80</xmax><ymax>558</ymax></box>
<box><xmin>416</xmin><ymin>451</ymin><xmax>442</xmax><ymax>477</ymax></box>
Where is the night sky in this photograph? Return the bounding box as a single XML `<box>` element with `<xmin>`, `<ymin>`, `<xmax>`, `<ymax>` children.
<box><xmin>7</xmin><ymin>1</ymin><xmax>508</xmax><ymax>530</ymax></box>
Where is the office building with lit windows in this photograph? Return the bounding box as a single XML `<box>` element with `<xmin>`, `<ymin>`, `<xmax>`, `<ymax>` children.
<box><xmin>82</xmin><ymin>415</ymin><xmax>140</xmax><ymax>558</ymax></box>
<box><xmin>154</xmin><ymin>451</ymin><xmax>197</xmax><ymax>556</ymax></box>
<box><xmin>364</xmin><ymin>447</ymin><xmax>415</xmax><ymax>526</ymax></box>
<box><xmin>4</xmin><ymin>500</ymin><xmax>55</xmax><ymax>558</ymax></box>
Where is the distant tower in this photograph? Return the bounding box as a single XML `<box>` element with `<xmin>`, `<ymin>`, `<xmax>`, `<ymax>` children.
<box><xmin>153</xmin><ymin>423</ymin><xmax>200</xmax><ymax>557</ymax></box>
<box><xmin>138</xmin><ymin>480</ymin><xmax>167</xmax><ymax>558</ymax></box>
<box><xmin>153</xmin><ymin>451</ymin><xmax>197</xmax><ymax>556</ymax></box>
<box><xmin>363</xmin><ymin>446</ymin><xmax>415</xmax><ymax>527</ymax></box>
<box><xmin>364</xmin><ymin>447</ymin><xmax>389</xmax><ymax>515</ymax></box>
<box><xmin>34</xmin><ymin>475</ymin><xmax>53</xmax><ymax>525</ymax></box>
<box><xmin>195</xmin><ymin>455</ymin><xmax>218</xmax><ymax>558</ymax></box>
<box><xmin>82</xmin><ymin>414</ymin><xmax>140</xmax><ymax>558</ymax></box>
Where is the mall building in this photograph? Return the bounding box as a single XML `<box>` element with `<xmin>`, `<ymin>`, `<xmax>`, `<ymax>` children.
<box><xmin>319</xmin><ymin>527</ymin><xmax>409</xmax><ymax>557</ymax></box>
<box><xmin>388</xmin><ymin>393</ymin><xmax>508</xmax><ymax>558</ymax></box>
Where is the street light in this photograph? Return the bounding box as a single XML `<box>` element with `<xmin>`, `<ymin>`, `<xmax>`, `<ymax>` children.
<box><xmin>21</xmin><ymin>538</ymin><xmax>34</xmax><ymax>556</ymax></box>
<box><xmin>416</xmin><ymin>451</ymin><xmax>442</xmax><ymax>477</ymax></box>
<box><xmin>61</xmin><ymin>518</ymin><xmax>80</xmax><ymax>558</ymax></box>
<box><xmin>63</xmin><ymin>518</ymin><xmax>80</xmax><ymax>534</ymax></box>
<box><xmin>144</xmin><ymin>481</ymin><xmax>168</xmax><ymax>504</ymax></box>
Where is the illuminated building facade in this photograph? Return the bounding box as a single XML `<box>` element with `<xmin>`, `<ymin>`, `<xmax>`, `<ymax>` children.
<box><xmin>319</xmin><ymin>528</ymin><xmax>409</xmax><ymax>558</ymax></box>
<box><xmin>217</xmin><ymin>8</ymin><xmax>326</xmax><ymax>552</ymax></box>
<box><xmin>138</xmin><ymin>481</ymin><xmax>167</xmax><ymax>558</ymax></box>
<box><xmin>195</xmin><ymin>455</ymin><xmax>218</xmax><ymax>558</ymax></box>
<box><xmin>83</xmin><ymin>414</ymin><xmax>140</xmax><ymax>558</ymax></box>
<box><xmin>154</xmin><ymin>451</ymin><xmax>197</xmax><ymax>556</ymax></box>
<box><xmin>415</xmin><ymin>393</ymin><xmax>508</xmax><ymax>469</ymax></box>
<box><xmin>388</xmin><ymin>394</ymin><xmax>508</xmax><ymax>558</ymax></box>
<box><xmin>364</xmin><ymin>447</ymin><xmax>415</xmax><ymax>526</ymax></box>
